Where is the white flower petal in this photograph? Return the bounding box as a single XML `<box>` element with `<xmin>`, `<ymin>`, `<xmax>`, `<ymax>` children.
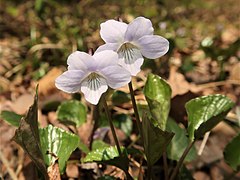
<box><xmin>55</xmin><ymin>70</ymin><xmax>86</xmax><ymax>93</ymax></box>
<box><xmin>118</xmin><ymin>57</ymin><xmax>144</xmax><ymax>76</ymax></box>
<box><xmin>93</xmin><ymin>50</ymin><xmax>119</xmax><ymax>70</ymax></box>
<box><xmin>117</xmin><ymin>43</ymin><xmax>144</xmax><ymax>76</ymax></box>
<box><xmin>100</xmin><ymin>20</ymin><xmax>127</xmax><ymax>43</ymax></box>
<box><xmin>67</xmin><ymin>51</ymin><xmax>95</xmax><ymax>71</ymax></box>
<box><xmin>100</xmin><ymin>66</ymin><xmax>131</xmax><ymax>89</ymax></box>
<box><xmin>137</xmin><ymin>35</ymin><xmax>169</xmax><ymax>59</ymax></box>
<box><xmin>125</xmin><ymin>17</ymin><xmax>154</xmax><ymax>41</ymax></box>
<box><xmin>95</xmin><ymin>43</ymin><xmax>120</xmax><ymax>54</ymax></box>
<box><xmin>81</xmin><ymin>74</ymin><xmax>108</xmax><ymax>105</ymax></box>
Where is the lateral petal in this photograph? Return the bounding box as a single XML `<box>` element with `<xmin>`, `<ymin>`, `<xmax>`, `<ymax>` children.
<box><xmin>55</xmin><ymin>70</ymin><xmax>86</xmax><ymax>93</ymax></box>
<box><xmin>137</xmin><ymin>35</ymin><xmax>169</xmax><ymax>59</ymax></box>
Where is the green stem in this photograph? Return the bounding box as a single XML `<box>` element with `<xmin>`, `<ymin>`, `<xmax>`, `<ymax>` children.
<box><xmin>128</xmin><ymin>82</ymin><xmax>144</xmax><ymax>144</ymax></box>
<box><xmin>147</xmin><ymin>163</ymin><xmax>152</xmax><ymax>180</ymax></box>
<box><xmin>89</xmin><ymin>104</ymin><xmax>99</xmax><ymax>150</ymax></box>
<box><xmin>102</xmin><ymin>96</ymin><xmax>122</xmax><ymax>155</ymax></box>
<box><xmin>169</xmin><ymin>141</ymin><xmax>195</xmax><ymax>180</ymax></box>
<box><xmin>163</xmin><ymin>150</ymin><xmax>169</xmax><ymax>180</ymax></box>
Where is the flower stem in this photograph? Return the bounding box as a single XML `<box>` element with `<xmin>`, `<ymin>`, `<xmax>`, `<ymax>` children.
<box><xmin>128</xmin><ymin>82</ymin><xmax>144</xmax><ymax>144</ymax></box>
<box><xmin>163</xmin><ymin>150</ymin><xmax>169</xmax><ymax>180</ymax></box>
<box><xmin>102</xmin><ymin>96</ymin><xmax>122</xmax><ymax>155</ymax></box>
<box><xmin>147</xmin><ymin>163</ymin><xmax>152</xmax><ymax>180</ymax></box>
<box><xmin>169</xmin><ymin>141</ymin><xmax>195</xmax><ymax>180</ymax></box>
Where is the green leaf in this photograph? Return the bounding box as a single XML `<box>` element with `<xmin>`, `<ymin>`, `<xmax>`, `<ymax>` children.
<box><xmin>0</xmin><ymin>110</ymin><xmax>23</xmax><ymax>127</ymax></box>
<box><xmin>179</xmin><ymin>165</ymin><xmax>194</xmax><ymax>180</ymax></box>
<box><xmin>83</xmin><ymin>146</ymin><xmax>129</xmax><ymax>173</ymax></box>
<box><xmin>56</xmin><ymin>100</ymin><xmax>87</xmax><ymax>127</ymax></box>
<box><xmin>113</xmin><ymin>114</ymin><xmax>133</xmax><ymax>136</ymax></box>
<box><xmin>186</xmin><ymin>94</ymin><xmax>234</xmax><ymax>141</ymax></box>
<box><xmin>78</xmin><ymin>140</ymin><xmax>90</xmax><ymax>154</ymax></box>
<box><xmin>112</xmin><ymin>90</ymin><xmax>130</xmax><ymax>106</ymax></box>
<box><xmin>39</xmin><ymin>124</ymin><xmax>80</xmax><ymax>174</ymax></box>
<box><xmin>143</xmin><ymin>73</ymin><xmax>172</xmax><ymax>130</ymax></box>
<box><xmin>92</xmin><ymin>140</ymin><xmax>110</xmax><ymax>150</ymax></box>
<box><xmin>224</xmin><ymin>133</ymin><xmax>240</xmax><ymax>171</ymax></box>
<box><xmin>166</xmin><ymin>118</ymin><xmax>196</xmax><ymax>162</ymax></box>
<box><xmin>13</xmin><ymin>86</ymin><xmax>48</xmax><ymax>179</ymax></box>
<box><xmin>142</xmin><ymin>113</ymin><xmax>174</xmax><ymax>166</ymax></box>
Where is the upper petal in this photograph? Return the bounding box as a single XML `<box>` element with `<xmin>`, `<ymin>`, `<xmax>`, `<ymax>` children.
<box><xmin>100</xmin><ymin>20</ymin><xmax>127</xmax><ymax>43</ymax></box>
<box><xmin>93</xmin><ymin>50</ymin><xmax>119</xmax><ymax>70</ymax></box>
<box><xmin>55</xmin><ymin>70</ymin><xmax>86</xmax><ymax>93</ymax></box>
<box><xmin>100</xmin><ymin>66</ymin><xmax>131</xmax><ymax>89</ymax></box>
<box><xmin>137</xmin><ymin>35</ymin><xmax>169</xmax><ymax>59</ymax></box>
<box><xmin>125</xmin><ymin>17</ymin><xmax>154</xmax><ymax>42</ymax></box>
<box><xmin>67</xmin><ymin>51</ymin><xmax>95</xmax><ymax>71</ymax></box>
<box><xmin>80</xmin><ymin>75</ymin><xmax>108</xmax><ymax>105</ymax></box>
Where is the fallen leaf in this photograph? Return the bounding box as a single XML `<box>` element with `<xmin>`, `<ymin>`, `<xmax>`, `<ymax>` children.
<box><xmin>47</xmin><ymin>159</ymin><xmax>61</xmax><ymax>180</ymax></box>
<box><xmin>10</xmin><ymin>94</ymin><xmax>34</xmax><ymax>114</ymax></box>
<box><xmin>66</xmin><ymin>163</ymin><xmax>79</xmax><ymax>178</ymax></box>
<box><xmin>168</xmin><ymin>66</ymin><xmax>200</xmax><ymax>97</ymax></box>
<box><xmin>229</xmin><ymin>62</ymin><xmax>240</xmax><ymax>81</ymax></box>
<box><xmin>38</xmin><ymin>67</ymin><xmax>63</xmax><ymax>96</ymax></box>
<box><xmin>221</xmin><ymin>26</ymin><xmax>239</xmax><ymax>45</ymax></box>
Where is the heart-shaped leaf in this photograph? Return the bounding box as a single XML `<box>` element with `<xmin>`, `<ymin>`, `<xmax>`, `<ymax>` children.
<box><xmin>56</xmin><ymin>100</ymin><xmax>87</xmax><ymax>127</ymax></box>
<box><xmin>143</xmin><ymin>73</ymin><xmax>172</xmax><ymax>130</ymax></box>
<box><xmin>13</xmin><ymin>87</ymin><xmax>48</xmax><ymax>179</ymax></box>
<box><xmin>166</xmin><ymin>118</ymin><xmax>196</xmax><ymax>161</ymax></box>
<box><xmin>186</xmin><ymin>94</ymin><xmax>234</xmax><ymax>141</ymax></box>
<box><xmin>142</xmin><ymin>113</ymin><xmax>174</xmax><ymax>166</ymax></box>
<box><xmin>39</xmin><ymin>124</ymin><xmax>80</xmax><ymax>174</ymax></box>
<box><xmin>224</xmin><ymin>133</ymin><xmax>240</xmax><ymax>171</ymax></box>
<box><xmin>1</xmin><ymin>110</ymin><xmax>22</xmax><ymax>127</ymax></box>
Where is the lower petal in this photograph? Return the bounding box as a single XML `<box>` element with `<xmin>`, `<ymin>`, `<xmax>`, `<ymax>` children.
<box><xmin>80</xmin><ymin>74</ymin><xmax>108</xmax><ymax>105</ymax></box>
<box><xmin>117</xmin><ymin>43</ymin><xmax>144</xmax><ymax>76</ymax></box>
<box><xmin>137</xmin><ymin>35</ymin><xmax>169</xmax><ymax>59</ymax></box>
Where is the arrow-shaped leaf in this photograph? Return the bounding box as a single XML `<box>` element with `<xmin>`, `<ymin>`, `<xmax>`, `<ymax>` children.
<box><xmin>39</xmin><ymin>124</ymin><xmax>80</xmax><ymax>174</ymax></box>
<box><xmin>142</xmin><ymin>113</ymin><xmax>174</xmax><ymax>166</ymax></box>
<box><xmin>13</xmin><ymin>87</ymin><xmax>48</xmax><ymax>179</ymax></box>
<box><xmin>143</xmin><ymin>73</ymin><xmax>171</xmax><ymax>130</ymax></box>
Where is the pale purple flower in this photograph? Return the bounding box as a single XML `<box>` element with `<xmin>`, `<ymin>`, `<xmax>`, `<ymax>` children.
<box><xmin>55</xmin><ymin>50</ymin><xmax>131</xmax><ymax>105</ymax></box>
<box><xmin>96</xmin><ymin>17</ymin><xmax>169</xmax><ymax>76</ymax></box>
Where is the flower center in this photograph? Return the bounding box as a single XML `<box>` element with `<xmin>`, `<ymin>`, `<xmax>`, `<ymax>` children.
<box><xmin>117</xmin><ymin>43</ymin><xmax>139</xmax><ymax>64</ymax></box>
<box><xmin>86</xmin><ymin>72</ymin><xmax>102</xmax><ymax>91</ymax></box>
